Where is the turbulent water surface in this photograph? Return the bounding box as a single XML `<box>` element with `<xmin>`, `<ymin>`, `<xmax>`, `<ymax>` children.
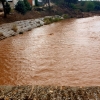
<box><xmin>0</xmin><ymin>16</ymin><xmax>100</xmax><ymax>86</ymax></box>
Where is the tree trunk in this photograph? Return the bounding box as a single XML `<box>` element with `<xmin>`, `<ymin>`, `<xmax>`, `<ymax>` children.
<box><xmin>47</xmin><ymin>0</ymin><xmax>50</xmax><ymax>9</ymax></box>
<box><xmin>1</xmin><ymin>1</ymin><xmax>7</xmax><ymax>18</ymax></box>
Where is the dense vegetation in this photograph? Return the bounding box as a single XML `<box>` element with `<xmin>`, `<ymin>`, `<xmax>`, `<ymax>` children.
<box><xmin>15</xmin><ymin>0</ymin><xmax>32</xmax><ymax>15</ymax></box>
<box><xmin>51</xmin><ymin>0</ymin><xmax>100</xmax><ymax>12</ymax></box>
<box><xmin>1</xmin><ymin>0</ymin><xmax>100</xmax><ymax>18</ymax></box>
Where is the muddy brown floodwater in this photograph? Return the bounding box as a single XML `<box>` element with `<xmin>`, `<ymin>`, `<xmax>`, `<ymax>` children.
<box><xmin>0</xmin><ymin>16</ymin><xmax>100</xmax><ymax>86</ymax></box>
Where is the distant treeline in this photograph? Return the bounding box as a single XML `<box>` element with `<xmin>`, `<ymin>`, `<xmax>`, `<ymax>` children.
<box><xmin>51</xmin><ymin>0</ymin><xmax>100</xmax><ymax>12</ymax></box>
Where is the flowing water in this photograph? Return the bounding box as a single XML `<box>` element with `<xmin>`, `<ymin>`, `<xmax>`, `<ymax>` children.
<box><xmin>0</xmin><ymin>16</ymin><xmax>100</xmax><ymax>86</ymax></box>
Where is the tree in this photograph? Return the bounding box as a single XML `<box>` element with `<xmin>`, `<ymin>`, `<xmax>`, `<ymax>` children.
<box><xmin>0</xmin><ymin>0</ymin><xmax>11</xmax><ymax>18</ymax></box>
<box><xmin>86</xmin><ymin>1</ymin><xmax>95</xmax><ymax>12</ymax></box>
<box><xmin>24</xmin><ymin>0</ymin><xmax>32</xmax><ymax>10</ymax></box>
<box><xmin>6</xmin><ymin>2</ymin><xmax>11</xmax><ymax>14</ymax></box>
<box><xmin>64</xmin><ymin>0</ymin><xmax>78</xmax><ymax>6</ymax></box>
<box><xmin>0</xmin><ymin>0</ymin><xmax>6</xmax><ymax>17</ymax></box>
<box><xmin>15</xmin><ymin>0</ymin><xmax>32</xmax><ymax>15</ymax></box>
<box><xmin>15</xmin><ymin>0</ymin><xmax>27</xmax><ymax>15</ymax></box>
<box><xmin>47</xmin><ymin>0</ymin><xmax>50</xmax><ymax>9</ymax></box>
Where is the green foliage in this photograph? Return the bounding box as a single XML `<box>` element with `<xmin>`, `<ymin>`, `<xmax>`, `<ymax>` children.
<box><xmin>71</xmin><ymin>3</ymin><xmax>77</xmax><ymax>9</ymax></box>
<box><xmin>15</xmin><ymin>0</ymin><xmax>32</xmax><ymax>15</ymax></box>
<box><xmin>51</xmin><ymin>0</ymin><xmax>64</xmax><ymax>5</ymax></box>
<box><xmin>80</xmin><ymin>1</ymin><xmax>85</xmax><ymax>6</ymax></box>
<box><xmin>94</xmin><ymin>1</ymin><xmax>100</xmax><ymax>6</ymax></box>
<box><xmin>94</xmin><ymin>1</ymin><xmax>100</xmax><ymax>11</ymax></box>
<box><xmin>64</xmin><ymin>0</ymin><xmax>78</xmax><ymax>4</ymax></box>
<box><xmin>86</xmin><ymin>1</ymin><xmax>95</xmax><ymax>12</ymax></box>
<box><xmin>15</xmin><ymin>0</ymin><xmax>27</xmax><ymax>15</ymax></box>
<box><xmin>44</xmin><ymin>17</ymin><xmax>62</xmax><ymax>25</ymax></box>
<box><xmin>24</xmin><ymin>0</ymin><xmax>32</xmax><ymax>11</ymax></box>
<box><xmin>62</xmin><ymin>14</ymin><xmax>70</xmax><ymax>19</ymax></box>
<box><xmin>95</xmin><ymin>5</ymin><xmax>100</xmax><ymax>11</ymax></box>
<box><xmin>5</xmin><ymin>2</ymin><xmax>11</xmax><ymax>14</ymax></box>
<box><xmin>76</xmin><ymin>1</ymin><xmax>100</xmax><ymax>12</ymax></box>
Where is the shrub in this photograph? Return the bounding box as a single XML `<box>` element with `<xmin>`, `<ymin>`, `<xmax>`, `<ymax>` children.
<box><xmin>5</xmin><ymin>2</ymin><xmax>11</xmax><ymax>14</ymax></box>
<box><xmin>71</xmin><ymin>3</ymin><xmax>77</xmax><ymax>9</ymax></box>
<box><xmin>62</xmin><ymin>14</ymin><xmax>69</xmax><ymax>19</ymax></box>
<box><xmin>86</xmin><ymin>2</ymin><xmax>95</xmax><ymax>12</ymax></box>
<box><xmin>80</xmin><ymin>1</ymin><xmax>85</xmax><ymax>6</ymax></box>
<box><xmin>95</xmin><ymin>5</ymin><xmax>100</xmax><ymax>11</ymax></box>
<box><xmin>44</xmin><ymin>17</ymin><xmax>62</xmax><ymax>25</ymax></box>
<box><xmin>12</xmin><ymin>25</ymin><xmax>18</xmax><ymax>32</ymax></box>
<box><xmin>53</xmin><ymin>17</ymin><xmax>62</xmax><ymax>22</ymax></box>
<box><xmin>24</xmin><ymin>0</ymin><xmax>32</xmax><ymax>11</ymax></box>
<box><xmin>44</xmin><ymin>18</ymin><xmax>52</xmax><ymax>25</ymax></box>
<box><xmin>15</xmin><ymin>0</ymin><xmax>27</xmax><ymax>15</ymax></box>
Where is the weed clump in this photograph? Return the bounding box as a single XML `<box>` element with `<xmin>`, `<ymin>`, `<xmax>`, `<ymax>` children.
<box><xmin>44</xmin><ymin>17</ymin><xmax>62</xmax><ymax>25</ymax></box>
<box><xmin>62</xmin><ymin>14</ymin><xmax>70</xmax><ymax>19</ymax></box>
<box><xmin>11</xmin><ymin>25</ymin><xmax>18</xmax><ymax>32</ymax></box>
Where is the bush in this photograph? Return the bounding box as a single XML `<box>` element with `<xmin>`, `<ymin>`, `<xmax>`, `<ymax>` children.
<box><xmin>95</xmin><ymin>5</ymin><xmax>100</xmax><ymax>11</ymax></box>
<box><xmin>62</xmin><ymin>14</ymin><xmax>70</xmax><ymax>19</ymax></box>
<box><xmin>15</xmin><ymin>0</ymin><xmax>27</xmax><ymax>15</ymax></box>
<box><xmin>44</xmin><ymin>17</ymin><xmax>62</xmax><ymax>25</ymax></box>
<box><xmin>24</xmin><ymin>0</ymin><xmax>32</xmax><ymax>11</ymax></box>
<box><xmin>86</xmin><ymin>2</ymin><xmax>95</xmax><ymax>12</ymax></box>
<box><xmin>11</xmin><ymin>25</ymin><xmax>18</xmax><ymax>32</ymax></box>
<box><xmin>80</xmin><ymin>1</ymin><xmax>85</xmax><ymax>6</ymax></box>
<box><xmin>71</xmin><ymin>3</ymin><xmax>77</xmax><ymax>9</ymax></box>
<box><xmin>44</xmin><ymin>18</ymin><xmax>53</xmax><ymax>24</ymax></box>
<box><xmin>5</xmin><ymin>2</ymin><xmax>11</xmax><ymax>14</ymax></box>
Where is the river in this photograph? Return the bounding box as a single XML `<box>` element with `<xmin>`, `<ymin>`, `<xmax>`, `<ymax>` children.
<box><xmin>0</xmin><ymin>16</ymin><xmax>100</xmax><ymax>86</ymax></box>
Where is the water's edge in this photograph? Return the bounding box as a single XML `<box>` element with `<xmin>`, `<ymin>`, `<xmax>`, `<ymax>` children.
<box><xmin>0</xmin><ymin>15</ymin><xmax>64</xmax><ymax>41</ymax></box>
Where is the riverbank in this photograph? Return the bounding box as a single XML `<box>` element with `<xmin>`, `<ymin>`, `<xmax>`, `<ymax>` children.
<box><xmin>0</xmin><ymin>15</ymin><xmax>65</xmax><ymax>41</ymax></box>
<box><xmin>0</xmin><ymin>13</ymin><xmax>99</xmax><ymax>41</ymax></box>
<box><xmin>0</xmin><ymin>4</ymin><xmax>100</xmax><ymax>25</ymax></box>
<box><xmin>0</xmin><ymin>85</ymin><xmax>100</xmax><ymax>100</ymax></box>
<box><xmin>1</xmin><ymin>3</ymin><xmax>100</xmax><ymax>41</ymax></box>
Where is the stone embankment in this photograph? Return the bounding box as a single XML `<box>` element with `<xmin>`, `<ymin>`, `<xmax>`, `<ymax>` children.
<box><xmin>0</xmin><ymin>15</ymin><xmax>64</xmax><ymax>41</ymax></box>
<box><xmin>0</xmin><ymin>86</ymin><xmax>100</xmax><ymax>100</ymax></box>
